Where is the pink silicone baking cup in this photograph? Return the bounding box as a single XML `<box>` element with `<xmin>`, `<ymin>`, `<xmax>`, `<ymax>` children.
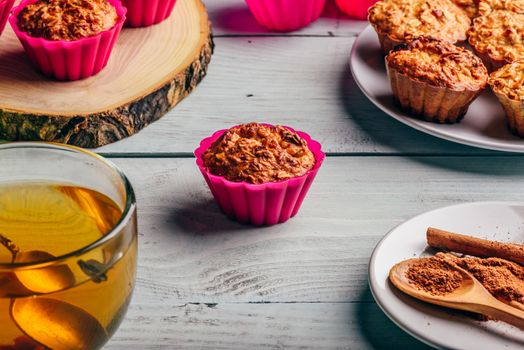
<box><xmin>0</xmin><ymin>0</ymin><xmax>14</xmax><ymax>36</ymax></box>
<box><xmin>195</xmin><ymin>125</ymin><xmax>325</xmax><ymax>226</ymax></box>
<box><xmin>121</xmin><ymin>0</ymin><xmax>177</xmax><ymax>27</ymax></box>
<box><xmin>245</xmin><ymin>0</ymin><xmax>326</xmax><ymax>32</ymax></box>
<box><xmin>335</xmin><ymin>0</ymin><xmax>378</xmax><ymax>20</ymax></box>
<box><xmin>9</xmin><ymin>0</ymin><xmax>126</xmax><ymax>81</ymax></box>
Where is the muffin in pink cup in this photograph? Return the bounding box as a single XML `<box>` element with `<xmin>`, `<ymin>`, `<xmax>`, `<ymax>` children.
<box><xmin>195</xmin><ymin>123</ymin><xmax>325</xmax><ymax>226</ymax></box>
<box><xmin>245</xmin><ymin>0</ymin><xmax>327</xmax><ymax>32</ymax></box>
<box><xmin>0</xmin><ymin>0</ymin><xmax>15</xmax><ymax>36</ymax></box>
<box><xmin>9</xmin><ymin>0</ymin><xmax>126</xmax><ymax>81</ymax></box>
<box><xmin>335</xmin><ymin>0</ymin><xmax>378</xmax><ymax>20</ymax></box>
<box><xmin>121</xmin><ymin>0</ymin><xmax>177</xmax><ymax>27</ymax></box>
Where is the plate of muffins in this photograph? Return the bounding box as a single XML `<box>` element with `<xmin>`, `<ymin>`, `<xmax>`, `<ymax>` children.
<box><xmin>350</xmin><ymin>0</ymin><xmax>524</xmax><ymax>153</ymax></box>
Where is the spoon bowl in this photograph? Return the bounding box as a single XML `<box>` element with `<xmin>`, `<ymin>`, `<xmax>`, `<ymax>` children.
<box><xmin>14</xmin><ymin>250</ymin><xmax>75</xmax><ymax>294</ymax></box>
<box><xmin>11</xmin><ymin>298</ymin><xmax>108</xmax><ymax>350</ymax></box>
<box><xmin>390</xmin><ymin>258</ymin><xmax>524</xmax><ymax>330</ymax></box>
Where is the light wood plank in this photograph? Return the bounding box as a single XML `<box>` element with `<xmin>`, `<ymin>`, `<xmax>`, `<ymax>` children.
<box><xmin>101</xmin><ymin>155</ymin><xmax>522</xmax><ymax>348</ymax></box>
<box><xmin>97</xmin><ymin>37</ymin><xmax>494</xmax><ymax>155</ymax></box>
<box><xmin>204</xmin><ymin>0</ymin><xmax>368</xmax><ymax>37</ymax></box>
<box><xmin>106</xmin><ymin>302</ymin><xmax>431</xmax><ymax>349</ymax></box>
<box><xmin>110</xmin><ymin>156</ymin><xmax>523</xmax><ymax>304</ymax></box>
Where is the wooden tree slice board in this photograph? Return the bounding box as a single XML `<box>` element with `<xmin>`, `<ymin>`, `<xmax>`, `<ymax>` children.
<box><xmin>0</xmin><ymin>0</ymin><xmax>213</xmax><ymax>148</ymax></box>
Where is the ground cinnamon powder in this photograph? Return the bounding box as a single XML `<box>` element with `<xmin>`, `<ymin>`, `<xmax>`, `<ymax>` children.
<box><xmin>438</xmin><ymin>252</ymin><xmax>524</xmax><ymax>304</ymax></box>
<box><xmin>406</xmin><ymin>257</ymin><xmax>464</xmax><ymax>295</ymax></box>
<box><xmin>406</xmin><ymin>253</ymin><xmax>524</xmax><ymax>304</ymax></box>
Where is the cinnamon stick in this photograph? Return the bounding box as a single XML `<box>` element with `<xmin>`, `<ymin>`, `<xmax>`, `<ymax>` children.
<box><xmin>426</xmin><ymin>227</ymin><xmax>524</xmax><ymax>266</ymax></box>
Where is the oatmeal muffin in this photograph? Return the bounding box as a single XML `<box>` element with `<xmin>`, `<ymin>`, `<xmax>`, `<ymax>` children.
<box><xmin>368</xmin><ymin>0</ymin><xmax>471</xmax><ymax>54</ymax></box>
<box><xmin>17</xmin><ymin>0</ymin><xmax>119</xmax><ymax>41</ymax></box>
<box><xmin>202</xmin><ymin>123</ymin><xmax>315</xmax><ymax>184</ymax></box>
<box><xmin>386</xmin><ymin>37</ymin><xmax>488</xmax><ymax>123</ymax></box>
<box><xmin>468</xmin><ymin>10</ymin><xmax>524</xmax><ymax>71</ymax></box>
<box><xmin>489</xmin><ymin>60</ymin><xmax>524</xmax><ymax>137</ymax></box>
<box><xmin>451</xmin><ymin>0</ymin><xmax>479</xmax><ymax>18</ymax></box>
<box><xmin>478</xmin><ymin>0</ymin><xmax>524</xmax><ymax>16</ymax></box>
<box><xmin>10</xmin><ymin>0</ymin><xmax>125</xmax><ymax>80</ymax></box>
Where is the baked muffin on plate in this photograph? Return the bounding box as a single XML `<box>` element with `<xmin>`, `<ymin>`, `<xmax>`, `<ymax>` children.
<box><xmin>468</xmin><ymin>10</ymin><xmax>524</xmax><ymax>71</ymax></box>
<box><xmin>9</xmin><ymin>0</ymin><xmax>126</xmax><ymax>80</ymax></box>
<box><xmin>478</xmin><ymin>0</ymin><xmax>524</xmax><ymax>16</ymax></box>
<box><xmin>195</xmin><ymin>122</ymin><xmax>325</xmax><ymax>226</ymax></box>
<box><xmin>489</xmin><ymin>60</ymin><xmax>524</xmax><ymax>137</ymax></box>
<box><xmin>368</xmin><ymin>0</ymin><xmax>471</xmax><ymax>54</ymax></box>
<box><xmin>386</xmin><ymin>37</ymin><xmax>488</xmax><ymax>123</ymax></box>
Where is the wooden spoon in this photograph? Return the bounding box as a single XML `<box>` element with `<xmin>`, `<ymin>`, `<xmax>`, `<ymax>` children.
<box><xmin>390</xmin><ymin>258</ymin><xmax>524</xmax><ymax>330</ymax></box>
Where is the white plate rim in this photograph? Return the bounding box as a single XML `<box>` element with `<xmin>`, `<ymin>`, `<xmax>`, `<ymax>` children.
<box><xmin>368</xmin><ymin>201</ymin><xmax>524</xmax><ymax>349</ymax></box>
<box><xmin>349</xmin><ymin>25</ymin><xmax>524</xmax><ymax>154</ymax></box>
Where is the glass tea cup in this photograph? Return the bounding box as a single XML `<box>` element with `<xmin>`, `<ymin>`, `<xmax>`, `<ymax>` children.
<box><xmin>0</xmin><ymin>142</ymin><xmax>137</xmax><ymax>350</ymax></box>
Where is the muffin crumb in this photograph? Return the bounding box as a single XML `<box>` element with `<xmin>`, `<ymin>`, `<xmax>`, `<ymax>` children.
<box><xmin>17</xmin><ymin>0</ymin><xmax>119</xmax><ymax>41</ymax></box>
<box><xmin>202</xmin><ymin>123</ymin><xmax>315</xmax><ymax>184</ymax></box>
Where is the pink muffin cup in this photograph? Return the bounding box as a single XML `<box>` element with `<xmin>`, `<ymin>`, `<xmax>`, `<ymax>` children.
<box><xmin>245</xmin><ymin>0</ymin><xmax>326</xmax><ymax>32</ymax></box>
<box><xmin>0</xmin><ymin>0</ymin><xmax>15</xmax><ymax>36</ymax></box>
<box><xmin>121</xmin><ymin>0</ymin><xmax>177</xmax><ymax>28</ymax></box>
<box><xmin>195</xmin><ymin>125</ymin><xmax>325</xmax><ymax>226</ymax></box>
<box><xmin>9</xmin><ymin>0</ymin><xmax>126</xmax><ymax>81</ymax></box>
<box><xmin>335</xmin><ymin>0</ymin><xmax>378</xmax><ymax>20</ymax></box>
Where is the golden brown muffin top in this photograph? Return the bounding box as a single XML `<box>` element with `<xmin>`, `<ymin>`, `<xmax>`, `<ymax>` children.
<box><xmin>202</xmin><ymin>123</ymin><xmax>316</xmax><ymax>184</ymax></box>
<box><xmin>17</xmin><ymin>0</ymin><xmax>119</xmax><ymax>41</ymax></box>
<box><xmin>468</xmin><ymin>10</ymin><xmax>524</xmax><ymax>63</ymax></box>
<box><xmin>368</xmin><ymin>0</ymin><xmax>471</xmax><ymax>43</ymax></box>
<box><xmin>478</xmin><ymin>0</ymin><xmax>524</xmax><ymax>16</ymax></box>
<box><xmin>451</xmin><ymin>0</ymin><xmax>479</xmax><ymax>18</ymax></box>
<box><xmin>386</xmin><ymin>37</ymin><xmax>488</xmax><ymax>90</ymax></box>
<box><xmin>489</xmin><ymin>60</ymin><xmax>524</xmax><ymax>100</ymax></box>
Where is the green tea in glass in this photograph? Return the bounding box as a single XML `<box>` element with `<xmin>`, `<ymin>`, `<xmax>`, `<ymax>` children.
<box><xmin>0</xmin><ymin>143</ymin><xmax>137</xmax><ymax>350</ymax></box>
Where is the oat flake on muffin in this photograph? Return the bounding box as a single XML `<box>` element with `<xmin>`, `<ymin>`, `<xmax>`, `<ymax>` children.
<box><xmin>468</xmin><ymin>10</ymin><xmax>524</xmax><ymax>70</ymax></box>
<box><xmin>17</xmin><ymin>0</ymin><xmax>119</xmax><ymax>41</ymax></box>
<box><xmin>202</xmin><ymin>123</ymin><xmax>315</xmax><ymax>184</ymax></box>
<box><xmin>478</xmin><ymin>0</ymin><xmax>524</xmax><ymax>16</ymax></box>
<box><xmin>451</xmin><ymin>0</ymin><xmax>479</xmax><ymax>18</ymax></box>
<box><xmin>490</xmin><ymin>61</ymin><xmax>524</xmax><ymax>101</ymax></box>
<box><xmin>368</xmin><ymin>0</ymin><xmax>471</xmax><ymax>53</ymax></box>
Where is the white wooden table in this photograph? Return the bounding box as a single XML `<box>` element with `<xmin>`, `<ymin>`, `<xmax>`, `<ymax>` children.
<box><xmin>101</xmin><ymin>1</ymin><xmax>514</xmax><ymax>348</ymax></box>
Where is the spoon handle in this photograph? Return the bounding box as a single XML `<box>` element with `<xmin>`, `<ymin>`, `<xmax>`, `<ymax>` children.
<box><xmin>478</xmin><ymin>299</ymin><xmax>524</xmax><ymax>330</ymax></box>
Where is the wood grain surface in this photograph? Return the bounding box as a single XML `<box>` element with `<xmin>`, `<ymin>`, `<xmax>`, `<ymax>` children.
<box><xmin>102</xmin><ymin>155</ymin><xmax>524</xmax><ymax>348</ymax></box>
<box><xmin>94</xmin><ymin>35</ymin><xmax>497</xmax><ymax>156</ymax></box>
<box><xmin>0</xmin><ymin>0</ymin><xmax>213</xmax><ymax>147</ymax></box>
<box><xmin>106</xmin><ymin>303</ymin><xmax>429</xmax><ymax>350</ymax></box>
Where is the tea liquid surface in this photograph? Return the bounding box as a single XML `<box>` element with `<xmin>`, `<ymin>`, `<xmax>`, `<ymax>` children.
<box><xmin>0</xmin><ymin>182</ymin><xmax>122</xmax><ymax>263</ymax></box>
<box><xmin>0</xmin><ymin>182</ymin><xmax>136</xmax><ymax>350</ymax></box>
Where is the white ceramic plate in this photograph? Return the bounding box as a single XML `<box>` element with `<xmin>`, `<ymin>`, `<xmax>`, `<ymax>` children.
<box><xmin>369</xmin><ymin>202</ymin><xmax>524</xmax><ymax>349</ymax></box>
<box><xmin>350</xmin><ymin>25</ymin><xmax>524</xmax><ymax>153</ymax></box>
